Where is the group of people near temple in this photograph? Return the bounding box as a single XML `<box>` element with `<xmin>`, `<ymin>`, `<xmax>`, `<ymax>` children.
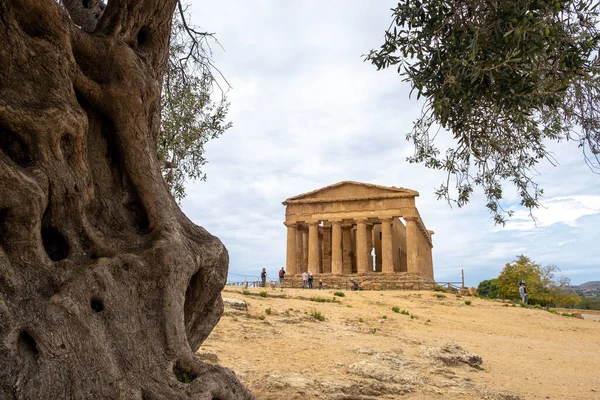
<box><xmin>259</xmin><ymin>267</ymin><xmax>324</xmax><ymax>289</ymax></box>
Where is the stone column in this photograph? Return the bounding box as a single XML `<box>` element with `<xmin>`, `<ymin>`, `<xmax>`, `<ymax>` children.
<box><xmin>356</xmin><ymin>219</ymin><xmax>369</xmax><ymax>274</ymax></box>
<box><xmin>322</xmin><ymin>224</ymin><xmax>332</xmax><ymax>273</ymax></box>
<box><xmin>331</xmin><ymin>221</ymin><xmax>342</xmax><ymax>274</ymax></box>
<box><xmin>381</xmin><ymin>217</ymin><xmax>394</xmax><ymax>274</ymax></box>
<box><xmin>366</xmin><ymin>223</ymin><xmax>374</xmax><ymax>272</ymax></box>
<box><xmin>308</xmin><ymin>222</ymin><xmax>320</xmax><ymax>273</ymax></box>
<box><xmin>373</xmin><ymin>224</ymin><xmax>382</xmax><ymax>272</ymax></box>
<box><xmin>284</xmin><ymin>222</ymin><xmax>297</xmax><ymax>275</ymax></box>
<box><xmin>405</xmin><ymin>217</ymin><xmax>420</xmax><ymax>274</ymax></box>
<box><xmin>342</xmin><ymin>224</ymin><xmax>353</xmax><ymax>274</ymax></box>
<box><xmin>296</xmin><ymin>225</ymin><xmax>304</xmax><ymax>273</ymax></box>
<box><xmin>302</xmin><ymin>227</ymin><xmax>308</xmax><ymax>272</ymax></box>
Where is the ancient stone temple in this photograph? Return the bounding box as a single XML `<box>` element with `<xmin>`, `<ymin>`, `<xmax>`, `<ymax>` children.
<box><xmin>282</xmin><ymin>181</ymin><xmax>434</xmax><ymax>287</ymax></box>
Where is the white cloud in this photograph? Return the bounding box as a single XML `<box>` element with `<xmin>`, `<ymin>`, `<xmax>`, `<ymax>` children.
<box><xmin>504</xmin><ymin>195</ymin><xmax>600</xmax><ymax>231</ymax></box>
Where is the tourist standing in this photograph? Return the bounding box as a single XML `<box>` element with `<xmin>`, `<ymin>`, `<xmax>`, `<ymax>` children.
<box><xmin>308</xmin><ymin>271</ymin><xmax>314</xmax><ymax>289</ymax></box>
<box><xmin>519</xmin><ymin>281</ymin><xmax>528</xmax><ymax>305</ymax></box>
<box><xmin>302</xmin><ymin>271</ymin><xmax>308</xmax><ymax>289</ymax></box>
<box><xmin>279</xmin><ymin>267</ymin><xmax>286</xmax><ymax>288</ymax></box>
<box><xmin>260</xmin><ymin>268</ymin><xmax>267</xmax><ymax>287</ymax></box>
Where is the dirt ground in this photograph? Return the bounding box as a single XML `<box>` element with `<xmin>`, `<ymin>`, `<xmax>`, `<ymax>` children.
<box><xmin>199</xmin><ymin>287</ymin><xmax>600</xmax><ymax>400</ymax></box>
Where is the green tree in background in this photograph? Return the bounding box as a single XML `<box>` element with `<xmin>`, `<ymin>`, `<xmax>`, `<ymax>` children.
<box><xmin>159</xmin><ymin>5</ymin><xmax>231</xmax><ymax>201</ymax></box>
<box><xmin>477</xmin><ymin>278</ymin><xmax>499</xmax><ymax>298</ymax></box>
<box><xmin>497</xmin><ymin>255</ymin><xmax>581</xmax><ymax>306</ymax></box>
<box><xmin>366</xmin><ymin>0</ymin><xmax>600</xmax><ymax>224</ymax></box>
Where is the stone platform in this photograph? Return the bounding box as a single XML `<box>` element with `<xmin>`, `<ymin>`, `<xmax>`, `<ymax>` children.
<box><xmin>283</xmin><ymin>272</ymin><xmax>435</xmax><ymax>291</ymax></box>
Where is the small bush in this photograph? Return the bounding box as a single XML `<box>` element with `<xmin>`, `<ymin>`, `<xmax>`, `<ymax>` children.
<box><xmin>534</xmin><ymin>304</ymin><xmax>542</xmax><ymax>309</ymax></box>
<box><xmin>503</xmin><ymin>304</ymin><xmax>509</xmax><ymax>307</ymax></box>
<box><xmin>370</xmin><ymin>328</ymin><xmax>377</xmax><ymax>334</ymax></box>
<box><xmin>311</xmin><ymin>296</ymin><xmax>333</xmax><ymax>303</ymax></box>
<box><xmin>334</xmin><ymin>291</ymin><xmax>345</xmax><ymax>297</ymax></box>
<box><xmin>346</xmin><ymin>305</ymin><xmax>352</xmax><ymax>308</ymax></box>
<box><xmin>258</xmin><ymin>314</ymin><xmax>266</xmax><ymax>320</ymax></box>
<box><xmin>465</xmin><ymin>300</ymin><xmax>472</xmax><ymax>306</ymax></box>
<box><xmin>410</xmin><ymin>315</ymin><xmax>418</xmax><ymax>319</ymax></box>
<box><xmin>520</xmin><ymin>303</ymin><xmax>527</xmax><ymax>308</ymax></box>
<box><xmin>310</xmin><ymin>309</ymin><xmax>325</xmax><ymax>321</ymax></box>
<box><xmin>434</xmin><ymin>285</ymin><xmax>447</xmax><ymax>292</ymax></box>
<box><xmin>265</xmin><ymin>308</ymin><xmax>272</xmax><ymax>315</ymax></box>
<box><xmin>391</xmin><ymin>306</ymin><xmax>400</xmax><ymax>313</ymax></box>
<box><xmin>512</xmin><ymin>304</ymin><xmax>516</xmax><ymax>307</ymax></box>
<box><xmin>382</xmin><ymin>315</ymin><xmax>387</xmax><ymax>319</ymax></box>
<box><xmin>435</xmin><ymin>294</ymin><xmax>446</xmax><ymax>299</ymax></box>
<box><xmin>359</xmin><ymin>318</ymin><xmax>364</xmax><ymax>323</ymax></box>
<box><xmin>426</xmin><ymin>319</ymin><xmax>431</xmax><ymax>322</ymax></box>
<box><xmin>400</xmin><ymin>309</ymin><xmax>410</xmax><ymax>315</ymax></box>
<box><xmin>242</xmin><ymin>289</ymin><xmax>250</xmax><ymax>295</ymax></box>
<box><xmin>259</xmin><ymin>291</ymin><xmax>268</xmax><ymax>298</ymax></box>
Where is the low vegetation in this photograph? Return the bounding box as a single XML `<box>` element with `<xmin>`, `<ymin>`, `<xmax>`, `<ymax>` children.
<box><xmin>310</xmin><ymin>309</ymin><xmax>325</xmax><ymax>321</ymax></box>
<box><xmin>333</xmin><ymin>291</ymin><xmax>345</xmax><ymax>297</ymax></box>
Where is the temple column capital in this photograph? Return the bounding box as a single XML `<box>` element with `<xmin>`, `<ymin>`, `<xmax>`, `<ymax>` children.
<box><xmin>283</xmin><ymin>221</ymin><xmax>297</xmax><ymax>228</ymax></box>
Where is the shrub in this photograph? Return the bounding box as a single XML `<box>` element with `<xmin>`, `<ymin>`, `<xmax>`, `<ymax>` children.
<box><xmin>370</xmin><ymin>328</ymin><xmax>377</xmax><ymax>334</ymax></box>
<box><xmin>465</xmin><ymin>300</ymin><xmax>472</xmax><ymax>306</ymax></box>
<box><xmin>258</xmin><ymin>314</ymin><xmax>266</xmax><ymax>320</ymax></box>
<box><xmin>242</xmin><ymin>289</ymin><xmax>250</xmax><ymax>296</ymax></box>
<box><xmin>435</xmin><ymin>294</ymin><xmax>446</xmax><ymax>299</ymax></box>
<box><xmin>426</xmin><ymin>319</ymin><xmax>431</xmax><ymax>322</ymax></box>
<box><xmin>391</xmin><ymin>306</ymin><xmax>400</xmax><ymax>313</ymax></box>
<box><xmin>333</xmin><ymin>291</ymin><xmax>345</xmax><ymax>297</ymax></box>
<box><xmin>265</xmin><ymin>308</ymin><xmax>272</xmax><ymax>315</ymax></box>
<box><xmin>382</xmin><ymin>315</ymin><xmax>387</xmax><ymax>319</ymax></box>
<box><xmin>359</xmin><ymin>318</ymin><xmax>364</xmax><ymax>323</ymax></box>
<box><xmin>311</xmin><ymin>296</ymin><xmax>333</xmax><ymax>303</ymax></box>
<box><xmin>520</xmin><ymin>302</ymin><xmax>527</xmax><ymax>308</ymax></box>
<box><xmin>503</xmin><ymin>304</ymin><xmax>509</xmax><ymax>307</ymax></box>
<box><xmin>259</xmin><ymin>291</ymin><xmax>268</xmax><ymax>298</ymax></box>
<box><xmin>410</xmin><ymin>315</ymin><xmax>418</xmax><ymax>319</ymax></box>
<box><xmin>310</xmin><ymin>309</ymin><xmax>325</xmax><ymax>321</ymax></box>
<box><xmin>400</xmin><ymin>309</ymin><xmax>410</xmax><ymax>315</ymax></box>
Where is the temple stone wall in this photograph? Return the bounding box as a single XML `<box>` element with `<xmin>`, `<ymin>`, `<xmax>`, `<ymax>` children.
<box><xmin>283</xmin><ymin>181</ymin><xmax>435</xmax><ymax>285</ymax></box>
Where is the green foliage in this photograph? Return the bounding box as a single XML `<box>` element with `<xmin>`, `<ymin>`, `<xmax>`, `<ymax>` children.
<box><xmin>311</xmin><ymin>296</ymin><xmax>334</xmax><ymax>303</ymax></box>
<box><xmin>159</xmin><ymin>8</ymin><xmax>232</xmax><ymax>200</ymax></box>
<box><xmin>503</xmin><ymin>304</ymin><xmax>510</xmax><ymax>307</ymax></box>
<box><xmin>391</xmin><ymin>306</ymin><xmax>400</xmax><ymax>313</ymax></box>
<box><xmin>310</xmin><ymin>309</ymin><xmax>325</xmax><ymax>321</ymax></box>
<box><xmin>366</xmin><ymin>0</ymin><xmax>600</xmax><ymax>223</ymax></box>
<box><xmin>359</xmin><ymin>318</ymin><xmax>364</xmax><ymax>323</ymax></box>
<box><xmin>259</xmin><ymin>291</ymin><xmax>268</xmax><ymax>298</ymax></box>
<box><xmin>370</xmin><ymin>328</ymin><xmax>377</xmax><ymax>334</ymax></box>
<box><xmin>465</xmin><ymin>300</ymin><xmax>472</xmax><ymax>306</ymax></box>
<box><xmin>242</xmin><ymin>289</ymin><xmax>250</xmax><ymax>296</ymax></box>
<box><xmin>265</xmin><ymin>308</ymin><xmax>272</xmax><ymax>315</ymax></box>
<box><xmin>382</xmin><ymin>315</ymin><xmax>387</xmax><ymax>319</ymax></box>
<box><xmin>333</xmin><ymin>291</ymin><xmax>345</xmax><ymax>297</ymax></box>
<box><xmin>435</xmin><ymin>293</ymin><xmax>446</xmax><ymax>299</ymax></box>
<box><xmin>497</xmin><ymin>255</ymin><xmax>582</xmax><ymax>306</ymax></box>
<box><xmin>477</xmin><ymin>278</ymin><xmax>500</xmax><ymax>298</ymax></box>
<box><xmin>400</xmin><ymin>309</ymin><xmax>410</xmax><ymax>316</ymax></box>
<box><xmin>410</xmin><ymin>314</ymin><xmax>418</xmax><ymax>319</ymax></box>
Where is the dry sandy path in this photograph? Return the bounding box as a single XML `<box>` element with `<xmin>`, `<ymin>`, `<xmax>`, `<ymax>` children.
<box><xmin>199</xmin><ymin>287</ymin><xmax>600</xmax><ymax>400</ymax></box>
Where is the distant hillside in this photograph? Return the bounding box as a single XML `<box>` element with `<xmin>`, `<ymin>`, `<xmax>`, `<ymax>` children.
<box><xmin>579</xmin><ymin>281</ymin><xmax>600</xmax><ymax>290</ymax></box>
<box><xmin>572</xmin><ymin>281</ymin><xmax>600</xmax><ymax>298</ymax></box>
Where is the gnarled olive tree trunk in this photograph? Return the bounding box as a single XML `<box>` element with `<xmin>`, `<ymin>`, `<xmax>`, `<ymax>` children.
<box><xmin>0</xmin><ymin>1</ymin><xmax>252</xmax><ymax>398</ymax></box>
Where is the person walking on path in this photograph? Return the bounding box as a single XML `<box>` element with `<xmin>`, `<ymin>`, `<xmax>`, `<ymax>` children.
<box><xmin>279</xmin><ymin>267</ymin><xmax>286</xmax><ymax>288</ymax></box>
<box><xmin>308</xmin><ymin>271</ymin><xmax>314</xmax><ymax>289</ymax></box>
<box><xmin>302</xmin><ymin>271</ymin><xmax>308</xmax><ymax>289</ymax></box>
<box><xmin>260</xmin><ymin>268</ymin><xmax>267</xmax><ymax>288</ymax></box>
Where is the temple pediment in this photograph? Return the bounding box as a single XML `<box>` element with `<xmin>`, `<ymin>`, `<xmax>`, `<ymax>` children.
<box><xmin>284</xmin><ymin>181</ymin><xmax>418</xmax><ymax>204</ymax></box>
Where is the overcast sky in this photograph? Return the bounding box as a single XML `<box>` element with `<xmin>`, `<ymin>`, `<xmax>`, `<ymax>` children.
<box><xmin>181</xmin><ymin>1</ymin><xmax>600</xmax><ymax>286</ymax></box>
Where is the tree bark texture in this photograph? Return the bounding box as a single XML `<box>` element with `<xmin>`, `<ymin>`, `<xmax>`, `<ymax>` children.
<box><xmin>0</xmin><ymin>0</ymin><xmax>253</xmax><ymax>398</ymax></box>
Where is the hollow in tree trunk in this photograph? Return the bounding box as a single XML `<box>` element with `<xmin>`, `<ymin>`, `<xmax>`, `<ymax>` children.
<box><xmin>0</xmin><ymin>0</ymin><xmax>252</xmax><ymax>398</ymax></box>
